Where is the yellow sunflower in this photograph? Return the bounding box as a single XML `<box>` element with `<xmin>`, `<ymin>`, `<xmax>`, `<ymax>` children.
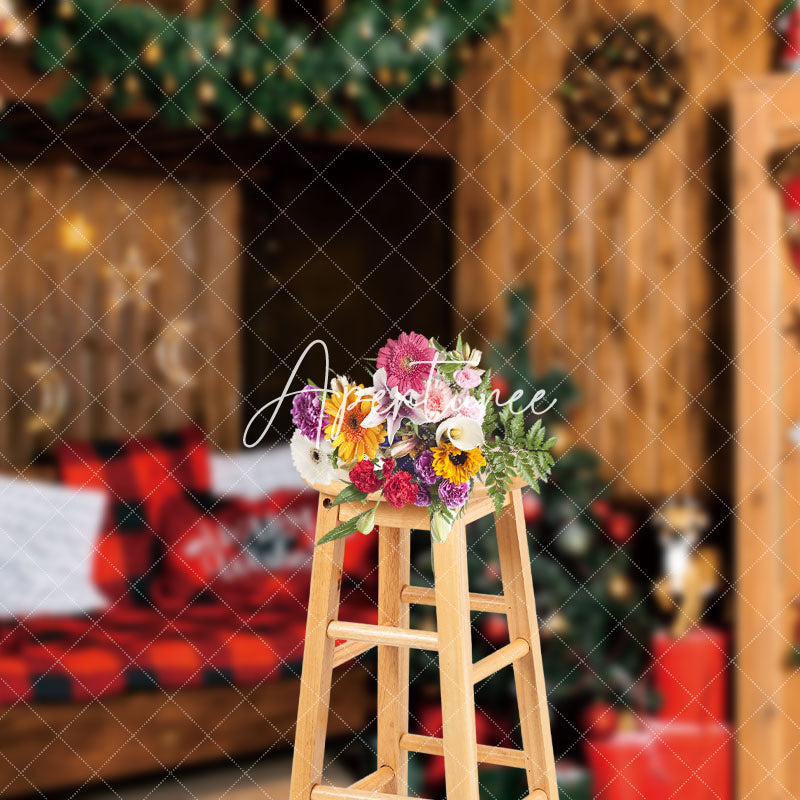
<box><xmin>324</xmin><ymin>384</ymin><xmax>384</xmax><ymax>463</ymax></box>
<box><xmin>431</xmin><ymin>442</ymin><xmax>486</xmax><ymax>484</ymax></box>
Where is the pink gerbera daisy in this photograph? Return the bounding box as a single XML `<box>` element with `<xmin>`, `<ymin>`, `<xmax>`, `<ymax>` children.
<box><xmin>376</xmin><ymin>332</ymin><xmax>436</xmax><ymax>395</ymax></box>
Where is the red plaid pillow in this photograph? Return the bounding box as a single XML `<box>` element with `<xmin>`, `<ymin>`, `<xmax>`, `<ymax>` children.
<box><xmin>152</xmin><ymin>489</ymin><xmax>318</xmax><ymax>611</ymax></box>
<box><xmin>54</xmin><ymin>427</ymin><xmax>211</xmax><ymax>606</ymax></box>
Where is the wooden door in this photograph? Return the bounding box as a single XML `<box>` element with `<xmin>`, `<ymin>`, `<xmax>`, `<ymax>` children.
<box><xmin>733</xmin><ymin>74</ymin><xmax>800</xmax><ymax>800</ymax></box>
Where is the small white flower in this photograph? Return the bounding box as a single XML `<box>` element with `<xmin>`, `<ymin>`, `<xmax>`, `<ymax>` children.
<box><xmin>435</xmin><ymin>415</ymin><xmax>485</xmax><ymax>451</ymax></box>
<box><xmin>290</xmin><ymin>429</ymin><xmax>336</xmax><ymax>485</ymax></box>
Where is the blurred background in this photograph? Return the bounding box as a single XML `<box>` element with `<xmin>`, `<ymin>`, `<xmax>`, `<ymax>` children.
<box><xmin>3</xmin><ymin>0</ymin><xmax>800</xmax><ymax>798</ymax></box>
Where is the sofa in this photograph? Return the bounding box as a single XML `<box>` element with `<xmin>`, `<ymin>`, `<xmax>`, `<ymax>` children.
<box><xmin>0</xmin><ymin>429</ymin><xmax>377</xmax><ymax>797</ymax></box>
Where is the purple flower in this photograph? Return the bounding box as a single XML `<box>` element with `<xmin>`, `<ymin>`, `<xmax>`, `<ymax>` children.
<box><xmin>291</xmin><ymin>386</ymin><xmax>328</xmax><ymax>440</ymax></box>
<box><xmin>438</xmin><ymin>479</ymin><xmax>470</xmax><ymax>509</ymax></box>
<box><xmin>414</xmin><ymin>450</ymin><xmax>437</xmax><ymax>485</ymax></box>
<box><xmin>414</xmin><ymin>484</ymin><xmax>432</xmax><ymax>507</ymax></box>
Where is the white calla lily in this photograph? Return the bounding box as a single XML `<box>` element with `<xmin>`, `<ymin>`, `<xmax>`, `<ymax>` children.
<box><xmin>435</xmin><ymin>415</ymin><xmax>485</xmax><ymax>450</ymax></box>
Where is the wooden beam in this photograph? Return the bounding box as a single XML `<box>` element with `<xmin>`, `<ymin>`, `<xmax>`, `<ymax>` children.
<box><xmin>399</xmin><ymin>733</ymin><xmax>528</xmax><ymax>770</ymax></box>
<box><xmin>349</xmin><ymin>766</ymin><xmax>394</xmax><ymax>792</ymax></box>
<box><xmin>312</xmin><ymin>787</ymin><xmax>426</xmax><ymax>800</ymax></box>
<box><xmin>472</xmin><ymin>638</ymin><xmax>530</xmax><ymax>684</ymax></box>
<box><xmin>400</xmin><ymin>585</ymin><xmax>507</xmax><ymax>614</ymax></box>
<box><xmin>327</xmin><ymin>620</ymin><xmax>438</xmax><ymax>651</ymax></box>
<box><xmin>332</xmin><ymin>639</ymin><xmax>375</xmax><ymax>668</ymax></box>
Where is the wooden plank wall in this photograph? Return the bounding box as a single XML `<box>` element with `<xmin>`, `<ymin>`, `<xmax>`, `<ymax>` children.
<box><xmin>454</xmin><ymin>0</ymin><xmax>776</xmax><ymax>500</ymax></box>
<box><xmin>733</xmin><ymin>74</ymin><xmax>800</xmax><ymax>800</ymax></box>
<box><xmin>0</xmin><ymin>164</ymin><xmax>242</xmax><ymax>468</ymax></box>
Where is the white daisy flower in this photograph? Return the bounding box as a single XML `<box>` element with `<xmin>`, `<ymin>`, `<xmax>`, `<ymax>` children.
<box><xmin>290</xmin><ymin>429</ymin><xmax>336</xmax><ymax>485</ymax></box>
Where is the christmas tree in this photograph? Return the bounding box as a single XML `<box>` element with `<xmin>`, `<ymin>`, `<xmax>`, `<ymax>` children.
<box><xmin>407</xmin><ymin>289</ymin><xmax>657</xmax><ymax>799</ymax></box>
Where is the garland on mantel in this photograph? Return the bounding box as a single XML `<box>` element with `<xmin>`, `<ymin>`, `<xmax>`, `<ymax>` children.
<box><xmin>32</xmin><ymin>0</ymin><xmax>510</xmax><ymax>133</ymax></box>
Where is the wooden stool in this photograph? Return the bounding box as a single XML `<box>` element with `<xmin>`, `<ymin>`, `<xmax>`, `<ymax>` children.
<box><xmin>289</xmin><ymin>481</ymin><xmax>558</xmax><ymax>800</ymax></box>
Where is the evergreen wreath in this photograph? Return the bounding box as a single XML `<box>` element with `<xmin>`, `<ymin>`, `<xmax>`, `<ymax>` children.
<box><xmin>559</xmin><ymin>13</ymin><xmax>684</xmax><ymax>156</ymax></box>
<box><xmin>32</xmin><ymin>0</ymin><xmax>511</xmax><ymax>133</ymax></box>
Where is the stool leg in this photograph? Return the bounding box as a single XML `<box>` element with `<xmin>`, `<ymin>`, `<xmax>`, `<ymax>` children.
<box><xmin>432</xmin><ymin>518</ymin><xmax>480</xmax><ymax>800</ymax></box>
<box><xmin>290</xmin><ymin>496</ymin><xmax>346</xmax><ymax>800</ymax></box>
<box><xmin>495</xmin><ymin>489</ymin><xmax>559</xmax><ymax>799</ymax></box>
<box><xmin>377</xmin><ymin>526</ymin><xmax>411</xmax><ymax>793</ymax></box>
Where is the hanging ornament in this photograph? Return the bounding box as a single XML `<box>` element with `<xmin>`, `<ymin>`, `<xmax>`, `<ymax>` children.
<box><xmin>490</xmin><ymin>373</ymin><xmax>510</xmax><ymax>402</ymax></box>
<box><xmin>239</xmin><ymin>67</ymin><xmax>257</xmax><ymax>87</ymax></box>
<box><xmin>123</xmin><ymin>73</ymin><xmax>141</xmax><ymax>96</ymax></box>
<box><xmin>607</xmin><ymin>572</ymin><xmax>633</xmax><ymax>602</ymax></box>
<box><xmin>483</xmin><ymin>560</ymin><xmax>501</xmax><ymax>582</ymax></box>
<box><xmin>102</xmin><ymin>244</ymin><xmax>160</xmax><ymax>314</ymax></box>
<box><xmin>215</xmin><ymin>35</ymin><xmax>232</xmax><ymax>56</ymax></box>
<box><xmin>288</xmin><ymin>103</ymin><xmax>306</xmax><ymax>124</ymax></box>
<box><xmin>590</xmin><ymin>498</ymin><xmax>611</xmax><ymax>521</ymax></box>
<box><xmin>56</xmin><ymin>0</ymin><xmax>74</xmax><ymax>19</ymax></box>
<box><xmin>249</xmin><ymin>113</ymin><xmax>268</xmax><ymax>133</ymax></box>
<box><xmin>542</xmin><ymin>613</ymin><xmax>569</xmax><ymax>638</ymax></box>
<box><xmin>0</xmin><ymin>0</ymin><xmax>28</xmax><ymax>43</ymax></box>
<box><xmin>549</xmin><ymin>422</ymin><xmax>575</xmax><ymax>457</ymax></box>
<box><xmin>481</xmin><ymin>614</ymin><xmax>509</xmax><ymax>646</ymax></box>
<box><xmin>197</xmin><ymin>80</ymin><xmax>217</xmax><ymax>104</ymax></box>
<box><xmin>142</xmin><ymin>41</ymin><xmax>163</xmax><ymax>66</ymax></box>
<box><xmin>606</xmin><ymin>511</ymin><xmax>636</xmax><ymax>544</ymax></box>
<box><xmin>522</xmin><ymin>489</ymin><xmax>543</xmax><ymax>526</ymax></box>
<box><xmin>58</xmin><ymin>212</ymin><xmax>94</xmax><ymax>255</ymax></box>
<box><xmin>557</xmin><ymin>520</ymin><xmax>592</xmax><ymax>557</ymax></box>
<box><xmin>26</xmin><ymin>359</ymin><xmax>69</xmax><ymax>435</ymax></box>
<box><xmin>154</xmin><ymin>317</ymin><xmax>196</xmax><ymax>388</ymax></box>
<box><xmin>581</xmin><ymin>701</ymin><xmax>619</xmax><ymax>738</ymax></box>
<box><xmin>777</xmin><ymin>1</ymin><xmax>800</xmax><ymax>70</ymax></box>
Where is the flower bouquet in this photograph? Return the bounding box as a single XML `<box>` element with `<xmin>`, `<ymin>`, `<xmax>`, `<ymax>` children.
<box><xmin>289</xmin><ymin>332</ymin><xmax>557</xmax><ymax>543</ymax></box>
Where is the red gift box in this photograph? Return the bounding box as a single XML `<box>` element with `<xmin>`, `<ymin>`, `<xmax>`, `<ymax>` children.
<box><xmin>652</xmin><ymin>627</ymin><xmax>728</xmax><ymax>723</ymax></box>
<box><xmin>649</xmin><ymin>719</ymin><xmax>732</xmax><ymax>800</ymax></box>
<box><xmin>586</xmin><ymin>729</ymin><xmax>653</xmax><ymax>799</ymax></box>
<box><xmin>587</xmin><ymin>718</ymin><xmax>732</xmax><ymax>800</ymax></box>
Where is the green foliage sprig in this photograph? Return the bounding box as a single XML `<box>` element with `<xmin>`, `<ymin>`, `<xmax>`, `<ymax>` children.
<box><xmin>482</xmin><ymin>404</ymin><xmax>556</xmax><ymax>514</ymax></box>
<box><xmin>32</xmin><ymin>0</ymin><xmax>511</xmax><ymax>132</ymax></box>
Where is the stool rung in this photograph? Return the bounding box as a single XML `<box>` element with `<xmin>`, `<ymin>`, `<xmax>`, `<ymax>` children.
<box><xmin>327</xmin><ymin>620</ymin><xmax>439</xmax><ymax>650</ymax></box>
<box><xmin>472</xmin><ymin>637</ymin><xmax>530</xmax><ymax>684</ymax></box>
<box><xmin>311</xmin><ymin>786</ymin><xmax>426</xmax><ymax>800</ymax></box>
<box><xmin>332</xmin><ymin>640</ymin><xmax>375</xmax><ymax>668</ymax></box>
<box><xmin>349</xmin><ymin>765</ymin><xmax>394</xmax><ymax>791</ymax></box>
<box><xmin>400</xmin><ymin>585</ymin><xmax>507</xmax><ymax>614</ymax></box>
<box><xmin>399</xmin><ymin>733</ymin><xmax>527</xmax><ymax>769</ymax></box>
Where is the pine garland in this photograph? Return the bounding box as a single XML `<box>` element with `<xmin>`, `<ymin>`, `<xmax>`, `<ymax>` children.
<box><xmin>32</xmin><ymin>0</ymin><xmax>511</xmax><ymax>133</ymax></box>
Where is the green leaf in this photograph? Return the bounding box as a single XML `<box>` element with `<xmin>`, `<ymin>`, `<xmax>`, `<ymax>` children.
<box><xmin>330</xmin><ymin>483</ymin><xmax>369</xmax><ymax>507</ymax></box>
<box><xmin>317</xmin><ymin>509</ymin><xmax>373</xmax><ymax>545</ymax></box>
<box><xmin>430</xmin><ymin>510</ymin><xmax>455</xmax><ymax>543</ymax></box>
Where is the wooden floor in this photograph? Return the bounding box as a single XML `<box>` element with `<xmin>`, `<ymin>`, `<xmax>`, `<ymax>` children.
<box><xmin>75</xmin><ymin>754</ymin><xmax>355</xmax><ymax>800</ymax></box>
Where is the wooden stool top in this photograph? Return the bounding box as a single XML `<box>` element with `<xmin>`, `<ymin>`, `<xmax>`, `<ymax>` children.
<box><xmin>306</xmin><ymin>476</ymin><xmax>527</xmax><ymax>530</ymax></box>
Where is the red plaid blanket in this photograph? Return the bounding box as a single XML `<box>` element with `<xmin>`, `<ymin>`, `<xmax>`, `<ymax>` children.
<box><xmin>0</xmin><ymin>429</ymin><xmax>379</xmax><ymax>705</ymax></box>
<box><xmin>0</xmin><ymin>581</ymin><xmax>377</xmax><ymax>704</ymax></box>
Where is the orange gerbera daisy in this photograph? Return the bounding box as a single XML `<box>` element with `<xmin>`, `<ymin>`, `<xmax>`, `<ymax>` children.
<box><xmin>324</xmin><ymin>384</ymin><xmax>385</xmax><ymax>463</ymax></box>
